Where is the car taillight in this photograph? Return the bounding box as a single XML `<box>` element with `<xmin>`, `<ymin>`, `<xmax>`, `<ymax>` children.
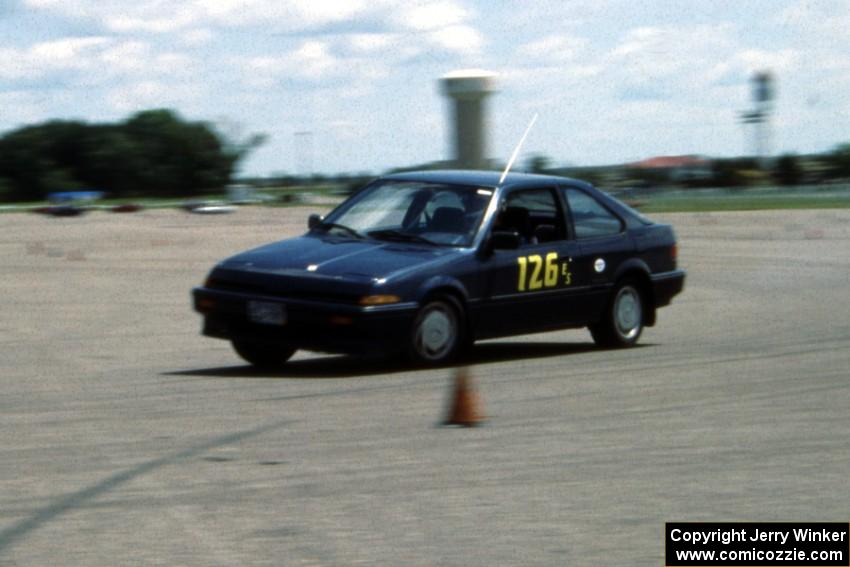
<box><xmin>670</xmin><ymin>244</ymin><xmax>678</xmax><ymax>267</ymax></box>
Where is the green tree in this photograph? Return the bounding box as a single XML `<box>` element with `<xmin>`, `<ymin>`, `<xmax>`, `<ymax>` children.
<box><xmin>123</xmin><ymin>109</ymin><xmax>234</xmax><ymax>196</ymax></box>
<box><xmin>774</xmin><ymin>154</ymin><xmax>802</xmax><ymax>186</ymax></box>
<box><xmin>80</xmin><ymin>125</ymin><xmax>147</xmax><ymax>195</ymax></box>
<box><xmin>0</xmin><ymin>109</ymin><xmax>265</xmax><ymax>202</ymax></box>
<box><xmin>0</xmin><ymin>126</ymin><xmax>59</xmax><ymax>200</ymax></box>
<box><xmin>525</xmin><ymin>154</ymin><xmax>552</xmax><ymax>174</ymax></box>
<box><xmin>710</xmin><ymin>158</ymin><xmax>764</xmax><ymax>188</ymax></box>
<box><xmin>825</xmin><ymin>143</ymin><xmax>850</xmax><ymax>179</ymax></box>
<box><xmin>0</xmin><ymin>178</ymin><xmax>10</xmax><ymax>201</ymax></box>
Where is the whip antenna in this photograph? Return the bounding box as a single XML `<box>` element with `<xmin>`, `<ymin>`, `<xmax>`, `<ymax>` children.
<box><xmin>499</xmin><ymin>113</ymin><xmax>538</xmax><ymax>184</ymax></box>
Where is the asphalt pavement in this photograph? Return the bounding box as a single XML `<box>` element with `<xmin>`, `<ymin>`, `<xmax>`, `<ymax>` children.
<box><xmin>1</xmin><ymin>207</ymin><xmax>848</xmax><ymax>566</ymax></box>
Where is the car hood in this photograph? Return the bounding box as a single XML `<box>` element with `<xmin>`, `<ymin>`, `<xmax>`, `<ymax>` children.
<box><xmin>218</xmin><ymin>234</ymin><xmax>462</xmax><ymax>283</ymax></box>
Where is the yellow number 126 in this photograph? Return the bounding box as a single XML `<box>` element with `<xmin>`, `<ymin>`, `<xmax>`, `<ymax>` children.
<box><xmin>517</xmin><ymin>252</ymin><xmax>560</xmax><ymax>291</ymax></box>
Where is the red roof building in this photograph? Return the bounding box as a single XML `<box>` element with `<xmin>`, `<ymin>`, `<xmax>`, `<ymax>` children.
<box><xmin>628</xmin><ymin>155</ymin><xmax>710</xmax><ymax>169</ymax></box>
<box><xmin>626</xmin><ymin>155</ymin><xmax>713</xmax><ymax>183</ymax></box>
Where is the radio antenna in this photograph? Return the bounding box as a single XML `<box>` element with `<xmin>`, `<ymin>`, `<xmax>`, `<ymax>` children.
<box><xmin>499</xmin><ymin>113</ymin><xmax>538</xmax><ymax>184</ymax></box>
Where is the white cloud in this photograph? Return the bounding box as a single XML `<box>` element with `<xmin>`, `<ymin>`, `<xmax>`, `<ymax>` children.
<box><xmin>0</xmin><ymin>90</ymin><xmax>49</xmax><ymax>127</ymax></box>
<box><xmin>98</xmin><ymin>40</ymin><xmax>195</xmax><ymax>75</ymax></box>
<box><xmin>13</xmin><ymin>0</ymin><xmax>849</xmax><ymax>173</ymax></box>
<box><xmin>25</xmin><ymin>0</ymin><xmax>379</xmax><ymax>34</ymax></box>
<box><xmin>106</xmin><ymin>80</ymin><xmax>201</xmax><ymax>112</ymax></box>
<box><xmin>517</xmin><ymin>34</ymin><xmax>587</xmax><ymax>61</ymax></box>
<box><xmin>776</xmin><ymin>0</ymin><xmax>850</xmax><ymax>41</ymax></box>
<box><xmin>0</xmin><ymin>35</ymin><xmax>199</xmax><ymax>118</ymax></box>
<box><xmin>22</xmin><ymin>0</ymin><xmax>485</xmax><ymax>63</ymax></box>
<box><xmin>427</xmin><ymin>24</ymin><xmax>482</xmax><ymax>54</ymax></box>
<box><xmin>181</xmin><ymin>28</ymin><xmax>214</xmax><ymax>47</ymax></box>
<box><xmin>505</xmin><ymin>24</ymin><xmax>742</xmax><ymax>98</ymax></box>
<box><xmin>24</xmin><ymin>0</ymin><xmax>198</xmax><ymax>32</ymax></box>
<box><xmin>29</xmin><ymin>36</ymin><xmax>110</xmax><ymax>60</ymax></box>
<box><xmin>244</xmin><ymin>40</ymin><xmax>343</xmax><ymax>83</ymax></box>
<box><xmin>384</xmin><ymin>0</ymin><xmax>481</xmax><ymax>54</ymax></box>
<box><xmin>244</xmin><ymin>40</ymin><xmax>399</xmax><ymax>91</ymax></box>
<box><xmin>608</xmin><ymin>25</ymin><xmax>736</xmax><ymax>78</ymax></box>
<box><xmin>327</xmin><ymin>119</ymin><xmax>360</xmax><ymax>140</ymax></box>
<box><xmin>291</xmin><ymin>41</ymin><xmax>338</xmax><ymax>79</ymax></box>
<box><xmin>589</xmin><ymin>23</ymin><xmax>801</xmax><ymax>106</ymax></box>
<box><xmin>105</xmin><ymin>8</ymin><xmax>199</xmax><ymax>33</ymax></box>
<box><xmin>395</xmin><ymin>0</ymin><xmax>468</xmax><ymax>31</ymax></box>
<box><xmin>0</xmin><ymin>36</ymin><xmax>109</xmax><ymax>79</ymax></box>
<box><xmin>732</xmin><ymin>48</ymin><xmax>799</xmax><ymax>76</ymax></box>
<box><xmin>177</xmin><ymin>0</ymin><xmax>373</xmax><ymax>30</ymax></box>
<box><xmin>347</xmin><ymin>33</ymin><xmax>395</xmax><ymax>53</ymax></box>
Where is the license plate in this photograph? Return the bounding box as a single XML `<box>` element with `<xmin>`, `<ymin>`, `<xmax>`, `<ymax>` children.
<box><xmin>247</xmin><ymin>301</ymin><xmax>286</xmax><ymax>325</ymax></box>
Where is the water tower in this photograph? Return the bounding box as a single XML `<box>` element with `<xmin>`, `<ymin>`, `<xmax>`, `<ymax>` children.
<box><xmin>739</xmin><ymin>71</ymin><xmax>775</xmax><ymax>164</ymax></box>
<box><xmin>440</xmin><ymin>70</ymin><xmax>497</xmax><ymax>170</ymax></box>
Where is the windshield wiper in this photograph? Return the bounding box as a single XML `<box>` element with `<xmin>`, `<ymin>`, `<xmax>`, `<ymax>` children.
<box><xmin>368</xmin><ymin>229</ymin><xmax>438</xmax><ymax>245</ymax></box>
<box><xmin>317</xmin><ymin>221</ymin><xmax>365</xmax><ymax>239</ymax></box>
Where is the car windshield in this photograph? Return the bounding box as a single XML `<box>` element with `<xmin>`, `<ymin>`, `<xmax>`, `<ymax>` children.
<box><xmin>320</xmin><ymin>179</ymin><xmax>493</xmax><ymax>246</ymax></box>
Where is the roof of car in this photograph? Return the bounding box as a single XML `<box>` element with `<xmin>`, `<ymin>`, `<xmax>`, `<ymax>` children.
<box><xmin>381</xmin><ymin>169</ymin><xmax>594</xmax><ymax>190</ymax></box>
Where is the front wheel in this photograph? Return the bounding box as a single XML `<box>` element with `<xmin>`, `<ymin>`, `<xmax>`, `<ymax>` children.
<box><xmin>589</xmin><ymin>279</ymin><xmax>644</xmax><ymax>348</ymax></box>
<box><xmin>408</xmin><ymin>297</ymin><xmax>464</xmax><ymax>365</ymax></box>
<box><xmin>231</xmin><ymin>340</ymin><xmax>296</xmax><ymax>369</ymax></box>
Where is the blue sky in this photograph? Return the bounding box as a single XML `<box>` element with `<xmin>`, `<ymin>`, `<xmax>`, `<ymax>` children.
<box><xmin>1</xmin><ymin>0</ymin><xmax>848</xmax><ymax>176</ymax></box>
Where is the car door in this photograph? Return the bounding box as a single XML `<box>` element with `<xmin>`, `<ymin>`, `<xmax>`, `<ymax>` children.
<box><xmin>560</xmin><ymin>186</ymin><xmax>636</xmax><ymax>322</ymax></box>
<box><xmin>476</xmin><ymin>186</ymin><xmax>584</xmax><ymax>338</ymax></box>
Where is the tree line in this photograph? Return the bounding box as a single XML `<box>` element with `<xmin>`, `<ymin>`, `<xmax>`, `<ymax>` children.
<box><xmin>0</xmin><ymin>109</ymin><xmax>263</xmax><ymax>202</ymax></box>
<box><xmin>2</xmin><ymin>108</ymin><xmax>848</xmax><ymax>202</ymax></box>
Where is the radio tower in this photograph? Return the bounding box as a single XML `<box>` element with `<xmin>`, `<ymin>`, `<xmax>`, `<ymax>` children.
<box><xmin>739</xmin><ymin>71</ymin><xmax>775</xmax><ymax>166</ymax></box>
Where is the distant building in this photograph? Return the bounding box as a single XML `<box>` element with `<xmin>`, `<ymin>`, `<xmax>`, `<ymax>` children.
<box><xmin>626</xmin><ymin>155</ymin><xmax>713</xmax><ymax>183</ymax></box>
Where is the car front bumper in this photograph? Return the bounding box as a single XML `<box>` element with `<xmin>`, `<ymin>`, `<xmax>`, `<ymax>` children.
<box><xmin>192</xmin><ymin>287</ymin><xmax>418</xmax><ymax>355</ymax></box>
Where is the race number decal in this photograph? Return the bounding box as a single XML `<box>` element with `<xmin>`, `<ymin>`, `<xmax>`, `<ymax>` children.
<box><xmin>517</xmin><ymin>252</ymin><xmax>571</xmax><ymax>291</ymax></box>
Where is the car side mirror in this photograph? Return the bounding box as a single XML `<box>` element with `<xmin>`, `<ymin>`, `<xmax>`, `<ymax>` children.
<box><xmin>308</xmin><ymin>213</ymin><xmax>323</xmax><ymax>229</ymax></box>
<box><xmin>490</xmin><ymin>230</ymin><xmax>521</xmax><ymax>250</ymax></box>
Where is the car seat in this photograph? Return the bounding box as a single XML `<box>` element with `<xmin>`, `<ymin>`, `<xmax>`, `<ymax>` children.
<box><xmin>429</xmin><ymin>207</ymin><xmax>465</xmax><ymax>233</ymax></box>
<box><xmin>534</xmin><ymin>224</ymin><xmax>557</xmax><ymax>243</ymax></box>
<box><xmin>496</xmin><ymin>207</ymin><xmax>534</xmax><ymax>243</ymax></box>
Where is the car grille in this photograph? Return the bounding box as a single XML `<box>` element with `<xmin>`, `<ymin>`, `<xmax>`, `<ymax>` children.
<box><xmin>206</xmin><ymin>277</ymin><xmax>361</xmax><ymax>305</ymax></box>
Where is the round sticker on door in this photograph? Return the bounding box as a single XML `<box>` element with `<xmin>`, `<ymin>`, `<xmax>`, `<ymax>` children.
<box><xmin>594</xmin><ymin>258</ymin><xmax>606</xmax><ymax>273</ymax></box>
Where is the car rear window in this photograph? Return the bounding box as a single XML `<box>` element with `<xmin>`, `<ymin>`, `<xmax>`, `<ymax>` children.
<box><xmin>563</xmin><ymin>188</ymin><xmax>624</xmax><ymax>238</ymax></box>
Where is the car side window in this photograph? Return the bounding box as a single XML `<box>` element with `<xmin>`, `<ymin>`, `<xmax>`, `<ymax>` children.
<box><xmin>494</xmin><ymin>188</ymin><xmax>564</xmax><ymax>246</ymax></box>
<box><xmin>563</xmin><ymin>188</ymin><xmax>623</xmax><ymax>239</ymax></box>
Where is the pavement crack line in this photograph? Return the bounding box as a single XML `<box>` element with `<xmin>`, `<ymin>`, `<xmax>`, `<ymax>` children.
<box><xmin>0</xmin><ymin>419</ymin><xmax>292</xmax><ymax>556</ymax></box>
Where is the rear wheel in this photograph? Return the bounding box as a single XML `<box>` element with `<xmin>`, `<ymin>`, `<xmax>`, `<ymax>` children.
<box><xmin>589</xmin><ymin>279</ymin><xmax>644</xmax><ymax>348</ymax></box>
<box><xmin>408</xmin><ymin>296</ymin><xmax>464</xmax><ymax>365</ymax></box>
<box><xmin>231</xmin><ymin>340</ymin><xmax>296</xmax><ymax>369</ymax></box>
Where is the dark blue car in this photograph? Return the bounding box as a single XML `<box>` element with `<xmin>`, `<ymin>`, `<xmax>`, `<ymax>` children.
<box><xmin>193</xmin><ymin>170</ymin><xmax>685</xmax><ymax>367</ymax></box>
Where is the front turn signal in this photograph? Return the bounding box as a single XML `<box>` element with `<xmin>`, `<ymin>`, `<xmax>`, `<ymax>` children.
<box><xmin>359</xmin><ymin>294</ymin><xmax>401</xmax><ymax>306</ymax></box>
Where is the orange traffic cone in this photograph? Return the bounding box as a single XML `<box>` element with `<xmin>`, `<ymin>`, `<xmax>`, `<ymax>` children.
<box><xmin>443</xmin><ymin>367</ymin><xmax>485</xmax><ymax>427</ymax></box>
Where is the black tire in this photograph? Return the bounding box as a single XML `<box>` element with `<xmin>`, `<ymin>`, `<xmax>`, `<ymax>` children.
<box><xmin>589</xmin><ymin>278</ymin><xmax>644</xmax><ymax>348</ymax></box>
<box><xmin>231</xmin><ymin>340</ymin><xmax>296</xmax><ymax>369</ymax></box>
<box><xmin>407</xmin><ymin>296</ymin><xmax>465</xmax><ymax>365</ymax></box>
